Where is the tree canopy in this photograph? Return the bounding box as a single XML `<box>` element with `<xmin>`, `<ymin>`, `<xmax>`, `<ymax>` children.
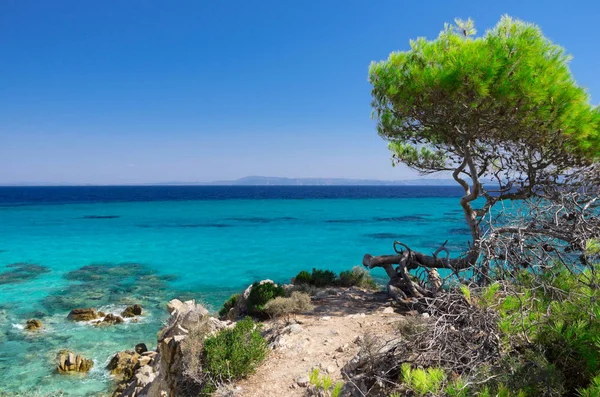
<box><xmin>369</xmin><ymin>16</ymin><xmax>599</xmax><ymax>178</ymax></box>
<box><xmin>364</xmin><ymin>16</ymin><xmax>600</xmax><ymax>283</ymax></box>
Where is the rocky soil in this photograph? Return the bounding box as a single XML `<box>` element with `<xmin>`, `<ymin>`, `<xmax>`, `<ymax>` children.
<box><xmin>235</xmin><ymin>287</ymin><xmax>402</xmax><ymax>397</ymax></box>
<box><xmin>113</xmin><ymin>286</ymin><xmax>408</xmax><ymax>397</ymax></box>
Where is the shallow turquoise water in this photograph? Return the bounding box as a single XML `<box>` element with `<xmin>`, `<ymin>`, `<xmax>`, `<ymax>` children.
<box><xmin>0</xmin><ymin>195</ymin><xmax>468</xmax><ymax>395</ymax></box>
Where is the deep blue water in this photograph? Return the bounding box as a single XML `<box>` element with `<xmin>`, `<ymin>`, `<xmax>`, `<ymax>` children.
<box><xmin>0</xmin><ymin>186</ymin><xmax>467</xmax><ymax>395</ymax></box>
<box><xmin>0</xmin><ymin>185</ymin><xmax>465</xmax><ymax>205</ymax></box>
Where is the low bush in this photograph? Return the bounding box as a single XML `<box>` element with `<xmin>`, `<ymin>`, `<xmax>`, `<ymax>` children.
<box><xmin>246</xmin><ymin>281</ymin><xmax>286</xmax><ymax>317</ymax></box>
<box><xmin>263</xmin><ymin>292</ymin><xmax>314</xmax><ymax>321</ymax></box>
<box><xmin>293</xmin><ymin>270</ymin><xmax>312</xmax><ymax>285</ymax></box>
<box><xmin>218</xmin><ymin>293</ymin><xmax>240</xmax><ymax>318</ymax></box>
<box><xmin>338</xmin><ymin>266</ymin><xmax>378</xmax><ymax>289</ymax></box>
<box><xmin>292</xmin><ymin>266</ymin><xmax>378</xmax><ymax>290</ymax></box>
<box><xmin>310</xmin><ymin>268</ymin><xmax>337</xmax><ymax>287</ymax></box>
<box><xmin>202</xmin><ymin>317</ymin><xmax>267</xmax><ymax>384</ymax></box>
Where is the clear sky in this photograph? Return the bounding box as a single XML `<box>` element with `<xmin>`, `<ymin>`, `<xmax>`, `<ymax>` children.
<box><xmin>1</xmin><ymin>1</ymin><xmax>599</xmax><ymax>185</ymax></box>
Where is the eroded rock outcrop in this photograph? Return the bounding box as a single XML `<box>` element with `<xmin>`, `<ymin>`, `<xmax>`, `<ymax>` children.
<box><xmin>113</xmin><ymin>299</ymin><xmax>229</xmax><ymax>397</ymax></box>
<box><xmin>24</xmin><ymin>319</ymin><xmax>43</xmax><ymax>330</ymax></box>
<box><xmin>122</xmin><ymin>304</ymin><xmax>143</xmax><ymax>318</ymax></box>
<box><xmin>56</xmin><ymin>350</ymin><xmax>94</xmax><ymax>373</ymax></box>
<box><xmin>67</xmin><ymin>308</ymin><xmax>100</xmax><ymax>321</ymax></box>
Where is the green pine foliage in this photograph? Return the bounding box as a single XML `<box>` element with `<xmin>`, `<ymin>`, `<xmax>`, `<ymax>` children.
<box><xmin>308</xmin><ymin>368</ymin><xmax>344</xmax><ymax>397</ymax></box>
<box><xmin>400</xmin><ymin>363</ymin><xmax>446</xmax><ymax>396</ymax></box>
<box><xmin>369</xmin><ymin>16</ymin><xmax>600</xmax><ymax>169</ymax></box>
<box><xmin>488</xmin><ymin>266</ymin><xmax>600</xmax><ymax>395</ymax></box>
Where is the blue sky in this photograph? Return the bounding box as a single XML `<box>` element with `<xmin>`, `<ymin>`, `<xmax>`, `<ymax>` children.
<box><xmin>1</xmin><ymin>1</ymin><xmax>599</xmax><ymax>184</ymax></box>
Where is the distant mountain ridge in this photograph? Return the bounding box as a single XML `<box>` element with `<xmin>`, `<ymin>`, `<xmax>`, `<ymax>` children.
<box><xmin>0</xmin><ymin>176</ymin><xmax>472</xmax><ymax>186</ymax></box>
<box><xmin>208</xmin><ymin>176</ymin><xmax>460</xmax><ymax>186</ymax></box>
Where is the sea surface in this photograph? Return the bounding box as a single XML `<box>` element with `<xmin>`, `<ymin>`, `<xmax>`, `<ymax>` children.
<box><xmin>0</xmin><ymin>186</ymin><xmax>469</xmax><ymax>396</ymax></box>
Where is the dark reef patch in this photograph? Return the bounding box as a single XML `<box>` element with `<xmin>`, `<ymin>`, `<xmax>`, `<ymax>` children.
<box><xmin>0</xmin><ymin>263</ymin><xmax>50</xmax><ymax>285</ymax></box>
<box><xmin>42</xmin><ymin>263</ymin><xmax>178</xmax><ymax>312</ymax></box>
<box><xmin>137</xmin><ymin>223</ymin><xmax>232</xmax><ymax>229</ymax></box>
<box><xmin>226</xmin><ymin>217</ymin><xmax>297</xmax><ymax>223</ymax></box>
<box><xmin>80</xmin><ymin>215</ymin><xmax>121</xmax><ymax>219</ymax></box>
<box><xmin>325</xmin><ymin>219</ymin><xmax>368</xmax><ymax>224</ymax></box>
<box><xmin>373</xmin><ymin>216</ymin><xmax>428</xmax><ymax>222</ymax></box>
<box><xmin>448</xmin><ymin>228</ymin><xmax>471</xmax><ymax>235</ymax></box>
<box><xmin>179</xmin><ymin>223</ymin><xmax>232</xmax><ymax>228</ymax></box>
<box><xmin>365</xmin><ymin>233</ymin><xmax>412</xmax><ymax>240</ymax></box>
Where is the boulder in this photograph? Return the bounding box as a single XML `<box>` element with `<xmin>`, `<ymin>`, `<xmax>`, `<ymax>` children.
<box><xmin>135</xmin><ymin>343</ymin><xmax>148</xmax><ymax>354</ymax></box>
<box><xmin>56</xmin><ymin>350</ymin><xmax>93</xmax><ymax>373</ymax></box>
<box><xmin>166</xmin><ymin>299</ymin><xmax>196</xmax><ymax>316</ymax></box>
<box><xmin>121</xmin><ymin>304</ymin><xmax>143</xmax><ymax>318</ymax></box>
<box><xmin>67</xmin><ymin>308</ymin><xmax>99</xmax><ymax>321</ymax></box>
<box><xmin>24</xmin><ymin>319</ymin><xmax>43</xmax><ymax>330</ymax></box>
<box><xmin>97</xmin><ymin>313</ymin><xmax>124</xmax><ymax>326</ymax></box>
<box><xmin>107</xmin><ymin>350</ymin><xmax>140</xmax><ymax>378</ymax></box>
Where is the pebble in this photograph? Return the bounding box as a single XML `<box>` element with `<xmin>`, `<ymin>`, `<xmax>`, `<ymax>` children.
<box><xmin>382</xmin><ymin>307</ymin><xmax>394</xmax><ymax>314</ymax></box>
<box><xmin>320</xmin><ymin>316</ymin><xmax>331</xmax><ymax>321</ymax></box>
<box><xmin>421</xmin><ymin>313</ymin><xmax>430</xmax><ymax>318</ymax></box>
<box><xmin>336</xmin><ymin>344</ymin><xmax>348</xmax><ymax>353</ymax></box>
<box><xmin>296</xmin><ymin>376</ymin><xmax>310</xmax><ymax>387</ymax></box>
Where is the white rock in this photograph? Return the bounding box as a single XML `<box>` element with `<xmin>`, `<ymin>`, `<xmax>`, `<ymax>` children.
<box><xmin>382</xmin><ymin>307</ymin><xmax>394</xmax><ymax>314</ymax></box>
<box><xmin>336</xmin><ymin>343</ymin><xmax>348</xmax><ymax>352</ymax></box>
<box><xmin>421</xmin><ymin>312</ymin><xmax>430</xmax><ymax>318</ymax></box>
<box><xmin>283</xmin><ymin>324</ymin><xmax>304</xmax><ymax>334</ymax></box>
<box><xmin>319</xmin><ymin>316</ymin><xmax>331</xmax><ymax>321</ymax></box>
<box><xmin>296</xmin><ymin>376</ymin><xmax>310</xmax><ymax>387</ymax></box>
<box><xmin>167</xmin><ymin>299</ymin><xmax>184</xmax><ymax>315</ymax></box>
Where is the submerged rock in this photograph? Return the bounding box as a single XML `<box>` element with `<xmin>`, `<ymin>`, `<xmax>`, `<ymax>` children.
<box><xmin>67</xmin><ymin>308</ymin><xmax>100</xmax><ymax>321</ymax></box>
<box><xmin>121</xmin><ymin>304</ymin><xmax>143</xmax><ymax>318</ymax></box>
<box><xmin>56</xmin><ymin>350</ymin><xmax>94</xmax><ymax>373</ymax></box>
<box><xmin>96</xmin><ymin>313</ymin><xmax>125</xmax><ymax>326</ymax></box>
<box><xmin>0</xmin><ymin>263</ymin><xmax>50</xmax><ymax>285</ymax></box>
<box><xmin>24</xmin><ymin>319</ymin><xmax>43</xmax><ymax>331</ymax></box>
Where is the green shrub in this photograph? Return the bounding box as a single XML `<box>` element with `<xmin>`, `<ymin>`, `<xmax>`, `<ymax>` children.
<box><xmin>293</xmin><ymin>270</ymin><xmax>312</xmax><ymax>285</ymax></box>
<box><xmin>247</xmin><ymin>281</ymin><xmax>285</xmax><ymax>317</ymax></box>
<box><xmin>338</xmin><ymin>266</ymin><xmax>377</xmax><ymax>289</ymax></box>
<box><xmin>218</xmin><ymin>293</ymin><xmax>240</xmax><ymax>318</ymax></box>
<box><xmin>494</xmin><ymin>265</ymin><xmax>600</xmax><ymax>395</ymax></box>
<box><xmin>263</xmin><ymin>292</ymin><xmax>314</xmax><ymax>321</ymax></box>
<box><xmin>202</xmin><ymin>317</ymin><xmax>267</xmax><ymax>383</ymax></box>
<box><xmin>310</xmin><ymin>268</ymin><xmax>337</xmax><ymax>287</ymax></box>
<box><xmin>292</xmin><ymin>267</ymin><xmax>377</xmax><ymax>289</ymax></box>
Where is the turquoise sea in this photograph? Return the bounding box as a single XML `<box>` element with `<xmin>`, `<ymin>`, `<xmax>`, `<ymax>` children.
<box><xmin>0</xmin><ymin>186</ymin><xmax>469</xmax><ymax>396</ymax></box>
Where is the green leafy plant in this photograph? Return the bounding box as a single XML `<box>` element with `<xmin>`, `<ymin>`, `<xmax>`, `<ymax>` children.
<box><xmin>202</xmin><ymin>317</ymin><xmax>267</xmax><ymax>384</ymax></box>
<box><xmin>246</xmin><ymin>281</ymin><xmax>285</xmax><ymax>317</ymax></box>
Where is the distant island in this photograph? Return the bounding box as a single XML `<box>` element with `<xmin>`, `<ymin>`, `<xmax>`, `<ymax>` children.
<box><xmin>0</xmin><ymin>176</ymin><xmax>472</xmax><ymax>187</ymax></box>
<box><xmin>193</xmin><ymin>176</ymin><xmax>461</xmax><ymax>186</ymax></box>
